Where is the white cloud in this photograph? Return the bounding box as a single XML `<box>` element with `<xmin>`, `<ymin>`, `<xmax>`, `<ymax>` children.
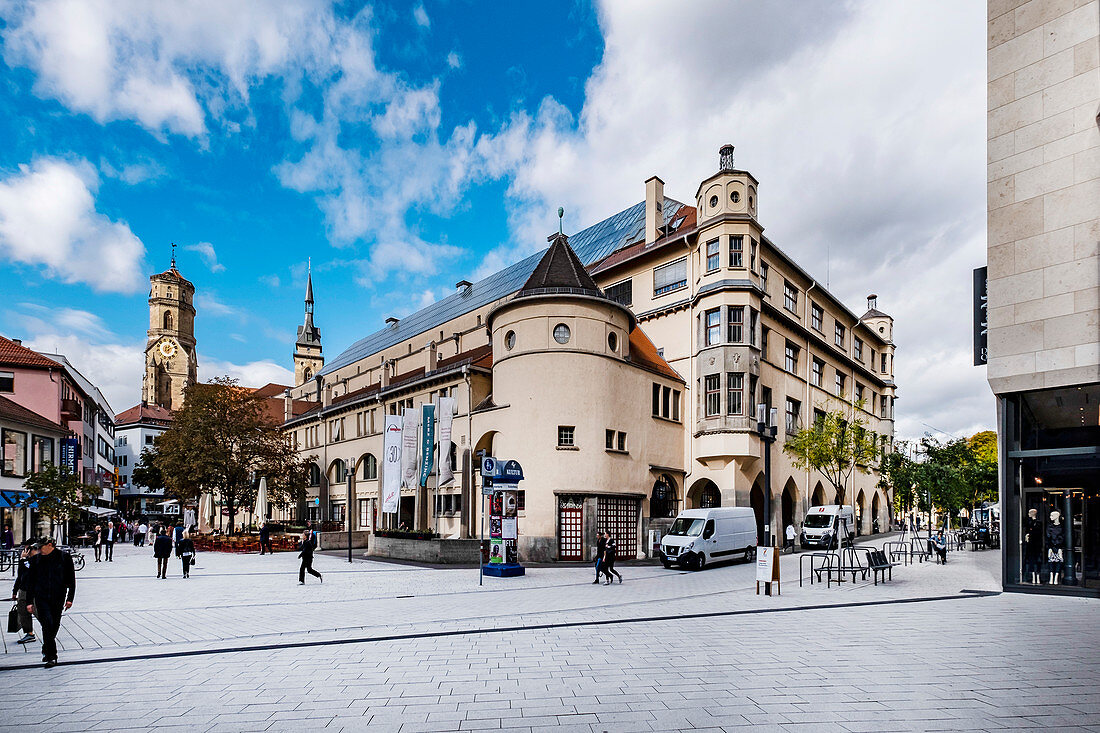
<box><xmin>195</xmin><ymin>292</ymin><xmax>241</xmax><ymax>319</ymax></box>
<box><xmin>0</xmin><ymin>157</ymin><xmax>147</xmax><ymax>293</ymax></box>
<box><xmin>259</xmin><ymin>274</ymin><xmax>281</xmax><ymax>288</ymax></box>
<box><xmin>446</xmin><ymin>51</ymin><xmax>462</xmax><ymax>70</ymax></box>
<box><xmin>413</xmin><ymin>4</ymin><xmax>430</xmax><ymax>28</ymax></box>
<box><xmin>13</xmin><ymin>303</ymin><xmax>111</xmax><ymax>339</ymax></box>
<box><xmin>99</xmin><ymin>157</ymin><xmax>166</xmax><ymax>185</ymax></box>
<box><xmin>186</xmin><ymin>241</ymin><xmax>226</xmax><ymax>273</ymax></box>
<box><xmin>199</xmin><ymin>356</ymin><xmax>294</xmax><ymax>389</ymax></box>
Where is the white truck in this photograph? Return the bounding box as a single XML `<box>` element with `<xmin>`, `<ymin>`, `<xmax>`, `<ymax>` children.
<box><xmin>800</xmin><ymin>504</ymin><xmax>855</xmax><ymax>550</ymax></box>
<box><xmin>659</xmin><ymin>507</ymin><xmax>757</xmax><ymax>570</ymax></box>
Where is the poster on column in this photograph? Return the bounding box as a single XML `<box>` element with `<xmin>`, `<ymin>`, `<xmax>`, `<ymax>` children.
<box><xmin>489</xmin><ymin>539</ymin><xmax>505</xmax><ymax>564</ymax></box>
<box><xmin>382</xmin><ymin>416</ymin><xmax>402</xmax><ymax>514</ymax></box>
<box><xmin>437</xmin><ymin>396</ymin><xmax>455</xmax><ymax>485</ymax></box>
<box><xmin>401</xmin><ymin>408</ymin><xmax>420</xmax><ymax>488</ymax></box>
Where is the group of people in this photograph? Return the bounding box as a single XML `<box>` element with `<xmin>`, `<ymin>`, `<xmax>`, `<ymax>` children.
<box><xmin>9</xmin><ymin>537</ymin><xmax>76</xmax><ymax>668</ymax></box>
<box><xmin>84</xmin><ymin>520</ymin><xmax>197</xmax><ymax>578</ymax></box>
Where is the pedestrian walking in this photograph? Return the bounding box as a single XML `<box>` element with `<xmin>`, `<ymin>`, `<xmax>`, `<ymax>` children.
<box><xmin>91</xmin><ymin>525</ymin><xmax>102</xmax><ymax>562</ymax></box>
<box><xmin>172</xmin><ymin>522</ymin><xmax>184</xmax><ymax>549</ymax></box>
<box><xmin>136</xmin><ymin>521</ymin><xmax>147</xmax><ymax>547</ymax></box>
<box><xmin>153</xmin><ymin>529</ymin><xmax>172</xmax><ymax>579</ymax></box>
<box><xmin>784</xmin><ymin>523</ymin><xmax>796</xmax><ymax>553</ymax></box>
<box><xmin>103</xmin><ymin>521</ymin><xmax>117</xmax><ymax>561</ymax></box>
<box><xmin>298</xmin><ymin>529</ymin><xmax>322</xmax><ymax>585</ymax></box>
<box><xmin>601</xmin><ymin>532</ymin><xmax>622</xmax><ymax>584</ymax></box>
<box><xmin>1</xmin><ymin>524</ymin><xmax>13</xmax><ymax>550</ymax></box>
<box><xmin>176</xmin><ymin>532</ymin><xmax>195</xmax><ymax>578</ymax></box>
<box><xmin>592</xmin><ymin>532</ymin><xmax>606</xmax><ymax>584</ymax></box>
<box><xmin>10</xmin><ymin>542</ymin><xmax>38</xmax><ymax>645</ymax></box>
<box><xmin>25</xmin><ymin>538</ymin><xmax>75</xmax><ymax>668</ymax></box>
<box><xmin>259</xmin><ymin>522</ymin><xmax>272</xmax><ymax>555</ymax></box>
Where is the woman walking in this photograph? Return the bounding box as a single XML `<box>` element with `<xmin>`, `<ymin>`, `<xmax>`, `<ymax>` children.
<box><xmin>298</xmin><ymin>528</ymin><xmax>322</xmax><ymax>585</ymax></box>
<box><xmin>92</xmin><ymin>525</ymin><xmax>102</xmax><ymax>562</ymax></box>
<box><xmin>153</xmin><ymin>529</ymin><xmax>172</xmax><ymax>579</ymax></box>
<box><xmin>176</xmin><ymin>532</ymin><xmax>195</xmax><ymax>578</ymax></box>
<box><xmin>601</xmin><ymin>531</ymin><xmax>622</xmax><ymax>584</ymax></box>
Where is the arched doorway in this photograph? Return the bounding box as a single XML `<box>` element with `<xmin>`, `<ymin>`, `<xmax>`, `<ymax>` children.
<box><xmin>856</xmin><ymin>489</ymin><xmax>866</xmax><ymax>536</ymax></box>
<box><xmin>781</xmin><ymin>479</ymin><xmax>797</xmax><ymax>536</ymax></box>
<box><xmin>686</xmin><ymin>478</ymin><xmax>721</xmax><ymax>509</ymax></box>
<box><xmin>811</xmin><ymin>482</ymin><xmax>826</xmax><ymax>508</ymax></box>
<box><xmin>750</xmin><ymin>475</ymin><xmax>766</xmax><ymax>545</ymax></box>
<box><xmin>650</xmin><ymin>475</ymin><xmax>680</xmax><ymax>519</ymax></box>
<box><xmin>872</xmin><ymin>491</ymin><xmax>882</xmax><ymax>533</ymax></box>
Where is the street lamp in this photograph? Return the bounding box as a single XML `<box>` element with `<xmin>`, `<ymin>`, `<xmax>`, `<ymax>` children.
<box><xmin>755</xmin><ymin>403</ymin><xmax>778</xmax><ymax>547</ymax></box>
<box><xmin>347</xmin><ymin>456</ymin><xmax>355</xmax><ymax>563</ymax></box>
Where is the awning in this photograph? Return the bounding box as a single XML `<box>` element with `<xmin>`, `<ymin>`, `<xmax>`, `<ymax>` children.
<box><xmin>82</xmin><ymin>505</ymin><xmax>118</xmax><ymax>517</ymax></box>
<box><xmin>0</xmin><ymin>490</ymin><xmax>33</xmax><ymax>509</ymax></box>
<box><xmin>157</xmin><ymin>499</ymin><xmax>179</xmax><ymax>506</ymax></box>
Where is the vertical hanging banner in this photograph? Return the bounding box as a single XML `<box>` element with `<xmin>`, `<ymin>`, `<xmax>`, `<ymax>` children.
<box><xmin>973</xmin><ymin>266</ymin><xmax>988</xmax><ymax>366</ymax></box>
<box><xmin>382</xmin><ymin>415</ymin><xmax>402</xmax><ymax>514</ymax></box>
<box><xmin>401</xmin><ymin>408</ymin><xmax>420</xmax><ymax>488</ymax></box>
<box><xmin>437</xmin><ymin>396</ymin><xmax>455</xmax><ymax>486</ymax></box>
<box><xmin>419</xmin><ymin>404</ymin><xmax>436</xmax><ymax>486</ymax></box>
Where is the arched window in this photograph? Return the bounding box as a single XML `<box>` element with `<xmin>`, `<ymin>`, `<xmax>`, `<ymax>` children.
<box><xmin>700</xmin><ymin>483</ymin><xmax>721</xmax><ymax>508</ymax></box>
<box><xmin>163</xmin><ymin>311</ymin><xmax>173</xmax><ymax>330</ymax></box>
<box><xmin>303</xmin><ymin>368</ymin><xmax>312</xmax><ymax>381</ymax></box>
<box><xmin>308</xmin><ymin>463</ymin><xmax>321</xmax><ymax>487</ymax></box>
<box><xmin>331</xmin><ymin>459</ymin><xmax>347</xmax><ymax>483</ymax></box>
<box><xmin>651</xmin><ymin>476</ymin><xmax>679</xmax><ymax>519</ymax></box>
<box><xmin>361</xmin><ymin>454</ymin><xmax>378</xmax><ymax>480</ymax></box>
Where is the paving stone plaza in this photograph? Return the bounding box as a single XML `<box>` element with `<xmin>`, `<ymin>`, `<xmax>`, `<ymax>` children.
<box><xmin>1</xmin><ymin>540</ymin><xmax>1098</xmax><ymax>731</ymax></box>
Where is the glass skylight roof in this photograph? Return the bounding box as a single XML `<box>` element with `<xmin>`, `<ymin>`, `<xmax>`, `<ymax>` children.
<box><xmin>320</xmin><ymin>197</ymin><xmax>686</xmax><ymax>376</ymax></box>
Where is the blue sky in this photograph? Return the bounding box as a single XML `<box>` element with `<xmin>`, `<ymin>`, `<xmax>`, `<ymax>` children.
<box><xmin>0</xmin><ymin>1</ymin><xmax>989</xmax><ymax>439</ymax></box>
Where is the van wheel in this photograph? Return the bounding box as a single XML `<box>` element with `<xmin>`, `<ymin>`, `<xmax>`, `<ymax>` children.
<box><xmin>662</xmin><ymin>559</ymin><xmax>673</xmax><ymax>569</ymax></box>
<box><xmin>695</xmin><ymin>554</ymin><xmax>705</xmax><ymax>570</ymax></box>
<box><xmin>744</xmin><ymin>546</ymin><xmax>756</xmax><ymax>562</ymax></box>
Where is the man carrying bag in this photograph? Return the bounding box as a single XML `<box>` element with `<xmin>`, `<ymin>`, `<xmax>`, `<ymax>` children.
<box><xmin>25</xmin><ymin>538</ymin><xmax>76</xmax><ymax>668</ymax></box>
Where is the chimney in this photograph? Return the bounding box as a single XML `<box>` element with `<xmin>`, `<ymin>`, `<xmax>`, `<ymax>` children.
<box><xmin>427</xmin><ymin>341</ymin><xmax>438</xmax><ymax>370</ymax></box>
<box><xmin>11</xmin><ymin>339</ymin><xmax>21</xmax><ymax>346</ymax></box>
<box><xmin>867</xmin><ymin>294</ymin><xmax>878</xmax><ymax>311</ymax></box>
<box><xmin>322</xmin><ymin>384</ymin><xmax>332</xmax><ymax>408</ymax></box>
<box><xmin>455</xmin><ymin>280</ymin><xmax>472</xmax><ymax>295</ymax></box>
<box><xmin>381</xmin><ymin>360</ymin><xmax>392</xmax><ymax>388</ymax></box>
<box><xmin>385</xmin><ymin>317</ymin><xmax>399</xmax><ymax>327</ymax></box>
<box><xmin>645</xmin><ymin>176</ymin><xmax>664</xmax><ymax>245</ymax></box>
<box><xmin>283</xmin><ymin>389</ymin><xmax>293</xmax><ymax>422</ymax></box>
<box><xmin>719</xmin><ymin>144</ymin><xmax>735</xmax><ymax>172</ymax></box>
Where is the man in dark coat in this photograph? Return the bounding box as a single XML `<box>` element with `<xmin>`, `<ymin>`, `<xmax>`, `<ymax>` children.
<box><xmin>298</xmin><ymin>529</ymin><xmax>322</xmax><ymax>584</ymax></box>
<box><xmin>10</xmin><ymin>541</ymin><xmax>38</xmax><ymax>644</ymax></box>
<box><xmin>103</xmin><ymin>520</ymin><xmax>117</xmax><ymax>561</ymax></box>
<box><xmin>593</xmin><ymin>533</ymin><xmax>606</xmax><ymax>584</ymax></box>
<box><xmin>25</xmin><ymin>538</ymin><xmax>75</xmax><ymax>668</ymax></box>
<box><xmin>153</xmin><ymin>529</ymin><xmax>173</xmax><ymax>579</ymax></box>
<box><xmin>259</xmin><ymin>522</ymin><xmax>271</xmax><ymax>555</ymax></box>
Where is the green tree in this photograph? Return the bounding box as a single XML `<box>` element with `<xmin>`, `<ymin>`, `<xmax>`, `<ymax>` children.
<box><xmin>154</xmin><ymin>376</ymin><xmax>309</xmax><ymax>533</ymax></box>
<box><xmin>22</xmin><ymin>463</ymin><xmax>98</xmax><ymax>538</ymax></box>
<box><xmin>783</xmin><ymin>400</ymin><xmax>880</xmax><ymax>505</ymax></box>
<box><xmin>967</xmin><ymin>430</ymin><xmax>997</xmax><ymax>464</ymax></box>
<box><xmin>130</xmin><ymin>447</ymin><xmax>166</xmax><ymax>493</ymax></box>
<box><xmin>880</xmin><ymin>442</ymin><xmax>916</xmax><ymax>517</ymax></box>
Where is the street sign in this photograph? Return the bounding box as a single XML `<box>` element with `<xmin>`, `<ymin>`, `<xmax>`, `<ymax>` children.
<box><xmin>500</xmin><ymin>459</ymin><xmax>523</xmax><ymax>482</ymax></box>
<box><xmin>481</xmin><ymin>456</ymin><xmax>497</xmax><ymax>476</ymax></box>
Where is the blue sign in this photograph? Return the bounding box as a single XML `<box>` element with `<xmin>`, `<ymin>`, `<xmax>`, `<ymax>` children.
<box><xmin>419</xmin><ymin>404</ymin><xmax>435</xmax><ymax>486</ymax></box>
<box><xmin>60</xmin><ymin>437</ymin><xmax>79</xmax><ymax>475</ymax></box>
<box><xmin>500</xmin><ymin>459</ymin><xmax>524</xmax><ymax>482</ymax></box>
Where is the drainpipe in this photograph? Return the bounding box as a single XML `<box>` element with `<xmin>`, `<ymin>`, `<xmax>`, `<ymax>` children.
<box><xmin>804</xmin><ymin>280</ymin><xmax>817</xmax><ymax>521</ymax></box>
<box><xmin>463</xmin><ymin>366</ymin><xmax>473</xmax><ymax>539</ymax></box>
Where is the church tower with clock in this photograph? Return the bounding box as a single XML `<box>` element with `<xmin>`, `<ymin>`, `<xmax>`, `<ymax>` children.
<box><xmin>142</xmin><ymin>251</ymin><xmax>198</xmax><ymax>411</ymax></box>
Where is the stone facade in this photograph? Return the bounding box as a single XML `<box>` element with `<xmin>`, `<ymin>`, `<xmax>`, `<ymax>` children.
<box><xmin>142</xmin><ymin>261</ymin><xmax>198</xmax><ymax>411</ymax></box>
<box><xmin>987</xmin><ymin>0</ymin><xmax>1100</xmax><ymax>394</ymax></box>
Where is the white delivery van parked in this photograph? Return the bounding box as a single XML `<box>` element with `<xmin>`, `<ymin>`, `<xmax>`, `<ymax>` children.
<box><xmin>800</xmin><ymin>504</ymin><xmax>855</xmax><ymax>549</ymax></box>
<box><xmin>659</xmin><ymin>507</ymin><xmax>757</xmax><ymax>570</ymax></box>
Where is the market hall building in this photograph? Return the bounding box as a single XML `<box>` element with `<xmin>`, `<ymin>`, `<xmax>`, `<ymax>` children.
<box><xmin>284</xmin><ymin>147</ymin><xmax>897</xmax><ymax>562</ymax></box>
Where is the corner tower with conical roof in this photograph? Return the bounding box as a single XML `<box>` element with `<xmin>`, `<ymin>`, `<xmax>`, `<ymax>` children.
<box><xmin>294</xmin><ymin>265</ymin><xmax>324</xmax><ymax>386</ymax></box>
<box><xmin>142</xmin><ymin>249</ymin><xmax>198</xmax><ymax>411</ymax></box>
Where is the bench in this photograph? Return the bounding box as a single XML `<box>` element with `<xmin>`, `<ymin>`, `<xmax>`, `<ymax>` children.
<box><xmin>868</xmin><ymin>549</ymin><xmax>897</xmax><ymax>585</ymax></box>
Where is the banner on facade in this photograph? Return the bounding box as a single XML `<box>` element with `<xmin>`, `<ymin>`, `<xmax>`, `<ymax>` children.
<box><xmin>401</xmin><ymin>409</ymin><xmax>420</xmax><ymax>488</ymax></box>
<box><xmin>437</xmin><ymin>396</ymin><xmax>455</xmax><ymax>486</ymax></box>
<box><xmin>419</xmin><ymin>403</ymin><xmax>435</xmax><ymax>487</ymax></box>
<box><xmin>60</xmin><ymin>437</ymin><xmax>79</xmax><ymax>475</ymax></box>
<box><xmin>382</xmin><ymin>415</ymin><xmax>402</xmax><ymax>514</ymax></box>
<box><xmin>973</xmin><ymin>266</ymin><xmax>988</xmax><ymax>366</ymax></box>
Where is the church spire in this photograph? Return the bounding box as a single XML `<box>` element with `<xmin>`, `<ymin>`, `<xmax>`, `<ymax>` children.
<box><xmin>304</xmin><ymin>259</ymin><xmax>314</xmax><ymax>319</ymax></box>
<box><xmin>294</xmin><ymin>259</ymin><xmax>323</xmax><ymax>386</ymax></box>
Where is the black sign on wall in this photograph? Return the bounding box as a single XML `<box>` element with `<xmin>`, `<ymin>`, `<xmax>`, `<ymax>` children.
<box><xmin>974</xmin><ymin>266</ymin><xmax>988</xmax><ymax>366</ymax></box>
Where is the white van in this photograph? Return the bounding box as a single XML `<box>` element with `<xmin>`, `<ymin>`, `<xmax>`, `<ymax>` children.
<box><xmin>659</xmin><ymin>507</ymin><xmax>757</xmax><ymax>570</ymax></box>
<box><xmin>800</xmin><ymin>504</ymin><xmax>855</xmax><ymax>549</ymax></box>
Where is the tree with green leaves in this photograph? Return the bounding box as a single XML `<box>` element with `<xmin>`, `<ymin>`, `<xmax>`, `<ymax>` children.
<box><xmin>783</xmin><ymin>400</ymin><xmax>880</xmax><ymax>506</ymax></box>
<box><xmin>154</xmin><ymin>376</ymin><xmax>312</xmax><ymax>533</ymax></box>
<box><xmin>130</xmin><ymin>447</ymin><xmax>166</xmax><ymax>494</ymax></box>
<box><xmin>879</xmin><ymin>442</ymin><xmax>916</xmax><ymax>518</ymax></box>
<box><xmin>22</xmin><ymin>463</ymin><xmax>98</xmax><ymax>539</ymax></box>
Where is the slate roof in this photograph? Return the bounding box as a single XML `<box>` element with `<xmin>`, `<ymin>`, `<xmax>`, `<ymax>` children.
<box><xmin>517</xmin><ymin>232</ymin><xmax>603</xmax><ymax>296</ymax></box>
<box><xmin>0</xmin><ymin>395</ymin><xmax>65</xmax><ymax>434</ymax></box>
<box><xmin>319</xmin><ymin>197</ymin><xmax>687</xmax><ymax>377</ymax></box>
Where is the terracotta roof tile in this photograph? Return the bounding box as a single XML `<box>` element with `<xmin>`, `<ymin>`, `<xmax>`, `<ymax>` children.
<box><xmin>115</xmin><ymin>403</ymin><xmax>174</xmax><ymax>426</ymax></box>
<box><xmin>628</xmin><ymin>328</ymin><xmax>683</xmax><ymax>382</ymax></box>
<box><xmin>0</xmin><ymin>335</ymin><xmax>61</xmax><ymax>369</ymax></box>
<box><xmin>0</xmin><ymin>395</ymin><xmax>65</xmax><ymax>433</ymax></box>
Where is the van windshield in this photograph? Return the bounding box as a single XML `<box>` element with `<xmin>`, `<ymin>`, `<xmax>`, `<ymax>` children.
<box><xmin>667</xmin><ymin>518</ymin><xmax>705</xmax><ymax>537</ymax></box>
<box><xmin>804</xmin><ymin>514</ymin><xmax>834</xmax><ymax>529</ymax></box>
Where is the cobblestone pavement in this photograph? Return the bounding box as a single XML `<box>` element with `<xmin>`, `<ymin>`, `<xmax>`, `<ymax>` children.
<box><xmin>1</xmin><ymin>540</ymin><xmax>1097</xmax><ymax>731</ymax></box>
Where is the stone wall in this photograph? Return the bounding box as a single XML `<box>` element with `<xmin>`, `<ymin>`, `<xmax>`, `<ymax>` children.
<box><xmin>368</xmin><ymin>535</ymin><xmax>480</xmax><ymax>563</ymax></box>
<box><xmin>316</xmin><ymin>530</ymin><xmax>371</xmax><ymax>551</ymax></box>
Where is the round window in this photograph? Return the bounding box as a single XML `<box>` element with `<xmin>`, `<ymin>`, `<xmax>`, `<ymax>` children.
<box><xmin>553</xmin><ymin>323</ymin><xmax>571</xmax><ymax>344</ymax></box>
<box><xmin>709</xmin><ymin>195</ymin><xmax>719</xmax><ymax>208</ymax></box>
<box><xmin>505</xmin><ymin>330</ymin><xmax>516</xmax><ymax>350</ymax></box>
<box><xmin>608</xmin><ymin>332</ymin><xmax>618</xmax><ymax>352</ymax></box>
<box><xmin>730</xmin><ymin>191</ymin><xmax>740</xmax><ymax>203</ymax></box>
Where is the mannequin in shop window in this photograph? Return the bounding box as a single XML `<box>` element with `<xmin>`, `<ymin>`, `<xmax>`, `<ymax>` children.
<box><xmin>1024</xmin><ymin>508</ymin><xmax>1043</xmax><ymax>584</ymax></box>
<box><xmin>1047</xmin><ymin>510</ymin><xmax>1065</xmax><ymax>585</ymax></box>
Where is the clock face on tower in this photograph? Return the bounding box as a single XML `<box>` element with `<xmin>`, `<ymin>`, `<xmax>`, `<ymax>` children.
<box><xmin>158</xmin><ymin>339</ymin><xmax>178</xmax><ymax>358</ymax></box>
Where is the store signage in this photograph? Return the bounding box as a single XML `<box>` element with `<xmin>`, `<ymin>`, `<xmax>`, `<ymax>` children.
<box><xmin>60</xmin><ymin>438</ymin><xmax>79</xmax><ymax>475</ymax></box>
<box><xmin>973</xmin><ymin>266</ymin><xmax>987</xmax><ymax>366</ymax></box>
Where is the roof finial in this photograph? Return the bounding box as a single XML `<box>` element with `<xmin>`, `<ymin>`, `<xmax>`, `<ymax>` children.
<box><xmin>170</xmin><ymin>242</ymin><xmax>176</xmax><ymax>269</ymax></box>
<box><xmin>557</xmin><ymin>206</ymin><xmax>564</xmax><ymax>235</ymax></box>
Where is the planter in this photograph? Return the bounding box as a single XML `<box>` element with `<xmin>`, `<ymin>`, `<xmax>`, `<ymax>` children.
<box><xmin>368</xmin><ymin>535</ymin><xmax>481</xmax><ymax>564</ymax></box>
